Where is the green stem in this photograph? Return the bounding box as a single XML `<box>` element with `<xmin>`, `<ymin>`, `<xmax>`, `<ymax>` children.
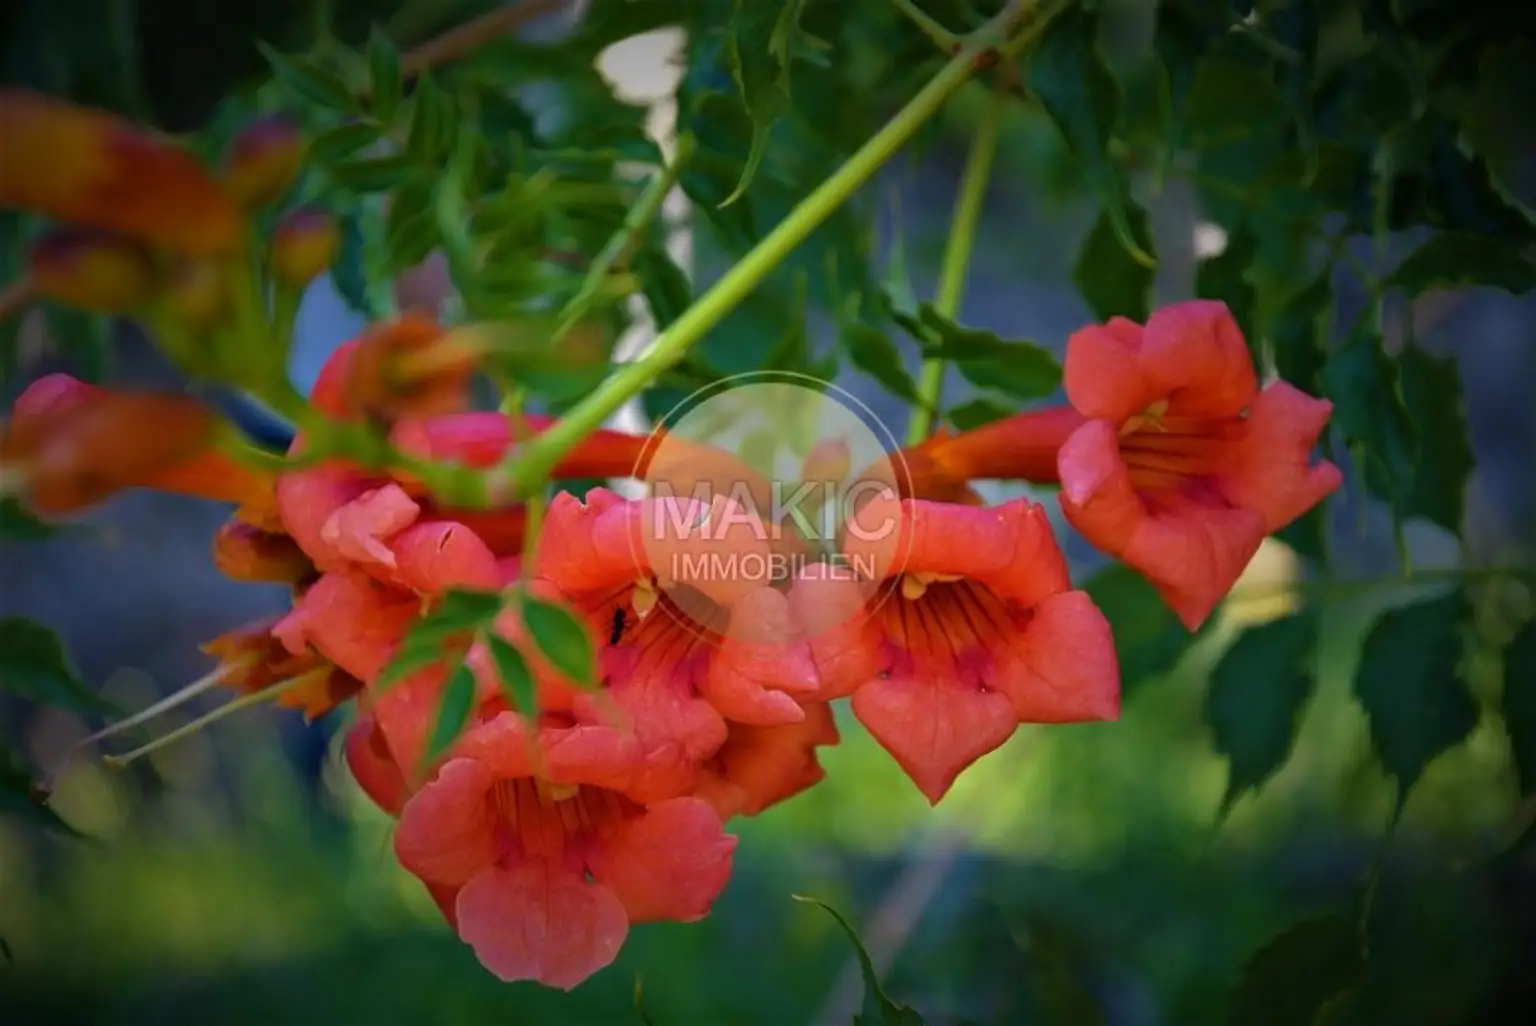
<box><xmin>907</xmin><ymin>83</ymin><xmax>1004</xmax><ymax>445</ymax></box>
<box><xmin>889</xmin><ymin>0</ymin><xmax>962</xmax><ymax>51</ymax></box>
<box><xmin>503</xmin><ymin>10</ymin><xmax>1028</xmax><ymax>499</ymax></box>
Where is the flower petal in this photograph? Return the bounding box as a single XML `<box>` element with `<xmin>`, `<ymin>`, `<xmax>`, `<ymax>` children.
<box><xmin>701</xmin><ymin>587</ymin><xmax>821</xmax><ymax>725</ymax></box>
<box><xmin>1140</xmin><ymin>300</ymin><xmax>1257</xmax><ymax>419</ymax></box>
<box><xmin>996</xmin><ymin>591</ymin><xmax>1121</xmax><ymax>722</ymax></box>
<box><xmin>272</xmin><ymin>571</ymin><xmax>418</xmax><ymax>681</ymax></box>
<box><xmin>394</xmin><ymin>758</ymin><xmax>498</xmax><ymax>887</ymax></box>
<box><xmin>587</xmin><ymin>797</ymin><xmax>737</xmax><ymax>923</ymax></box>
<box><xmin>696</xmin><ymin>702</ymin><xmax>840</xmax><ymax>819</ymax></box>
<box><xmin>1220</xmin><ymin>381</ymin><xmax>1344</xmax><ymax>533</ymax></box>
<box><xmin>1063</xmin><ymin>317</ymin><xmax>1158</xmax><ymax>422</ymax></box>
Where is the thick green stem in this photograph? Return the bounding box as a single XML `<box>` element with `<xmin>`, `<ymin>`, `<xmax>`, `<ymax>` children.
<box><xmin>504</xmin><ymin>11</ymin><xmax>1026</xmax><ymax>499</ymax></box>
<box><xmin>906</xmin><ymin>83</ymin><xmax>1005</xmax><ymax>445</ymax></box>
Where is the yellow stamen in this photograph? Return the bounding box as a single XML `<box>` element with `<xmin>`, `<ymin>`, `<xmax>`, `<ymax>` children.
<box><xmin>632</xmin><ymin>579</ymin><xmax>658</xmax><ymax>619</ymax></box>
<box><xmin>536</xmin><ymin>779</ymin><xmax>580</xmax><ymax>803</ymax></box>
<box><xmin>901</xmin><ymin>574</ymin><xmax>928</xmax><ymax>601</ymax></box>
<box><xmin>76</xmin><ymin>658</ymin><xmax>248</xmax><ymax>747</ymax></box>
<box><xmin>99</xmin><ymin>668</ymin><xmax>325</xmax><ymax>769</ymax></box>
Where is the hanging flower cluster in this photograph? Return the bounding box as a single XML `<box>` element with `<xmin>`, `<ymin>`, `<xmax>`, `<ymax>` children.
<box><xmin>0</xmin><ymin>89</ymin><xmax>1342</xmax><ymax>990</ymax></box>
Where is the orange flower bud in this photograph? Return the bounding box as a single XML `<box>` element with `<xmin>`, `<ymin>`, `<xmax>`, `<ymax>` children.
<box><xmin>222</xmin><ymin>115</ymin><xmax>305</xmax><ymax>208</ymax></box>
<box><xmin>271</xmin><ymin>205</ymin><xmax>339</xmax><ymax>287</ymax></box>
<box><xmin>163</xmin><ymin>260</ymin><xmax>227</xmax><ymax>328</ymax></box>
<box><xmin>201</xmin><ymin>621</ymin><xmax>362</xmax><ymax>720</ymax></box>
<box><xmin>346</xmin><ymin>315</ymin><xmax>477</xmax><ymax>422</ymax></box>
<box><xmin>212</xmin><ymin>519</ymin><xmax>313</xmax><ymax>584</ymax></box>
<box><xmin>0</xmin><ymin>88</ymin><xmax>243</xmax><ymax>255</ymax></box>
<box><xmin>0</xmin><ymin>379</ymin><xmax>218</xmax><ymax>515</ymax></box>
<box><xmin>27</xmin><ymin>228</ymin><xmax>155</xmax><ymax>312</ymax></box>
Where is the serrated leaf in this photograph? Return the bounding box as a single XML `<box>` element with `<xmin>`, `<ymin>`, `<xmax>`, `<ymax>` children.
<box><xmin>1383</xmin><ymin>232</ymin><xmax>1536</xmax><ymax>297</ymax></box>
<box><xmin>1195</xmin><ymin>224</ymin><xmax>1260</xmax><ymax>358</ymax></box>
<box><xmin>367</xmin><ymin>26</ymin><xmax>403</xmax><ymax>124</ymax></box>
<box><xmin>1207</xmin><ymin>612</ymin><xmax>1320</xmax><ymax>812</ymax></box>
<box><xmin>1074</xmin><ymin>201</ymin><xmax>1154</xmax><ymax>322</ymax></box>
<box><xmin>435</xmin><ymin>588</ymin><xmax>506</xmax><ymax>626</ymax></box>
<box><xmin>522</xmin><ymin>597</ymin><xmax>596</xmax><ymax>687</ymax></box>
<box><xmin>947</xmin><ymin>397</ymin><xmax>1014</xmax><ymax>431</ymax></box>
<box><xmin>843</xmin><ymin>321</ymin><xmax>920</xmax><ymax>402</ymax></box>
<box><xmin>0</xmin><ymin>747</ymin><xmax>81</xmax><ymax>838</ymax></box>
<box><xmin>915</xmin><ymin>305</ymin><xmax>1062</xmax><ymax>401</ymax></box>
<box><xmin>486</xmin><ymin>634</ymin><xmax>537</xmax><ymax>716</ymax></box>
<box><xmin>0</xmin><ymin>497</ymin><xmax>57</xmax><ymax>540</ymax></box>
<box><xmin>636</xmin><ymin>246</ymin><xmax>692</xmax><ymax>330</ymax></box>
<box><xmin>407</xmin><ymin>75</ymin><xmax>457</xmax><ymax>166</ymax></box>
<box><xmin>1085</xmin><ymin>565</ymin><xmax>1197</xmax><ymax>691</ymax></box>
<box><xmin>0</xmin><ymin>618</ymin><xmax>112</xmax><ymax>715</ymax></box>
<box><xmin>1226</xmin><ymin>910</ymin><xmax>1365</xmax><ymax>1026</ymax></box>
<box><xmin>1270</xmin><ymin>272</ymin><xmax>1333</xmax><ymax>396</ymax></box>
<box><xmin>1028</xmin><ymin>9</ymin><xmax>1155</xmax><ymax>269</ymax></box>
<box><xmin>327</xmin><ymin>154</ymin><xmax>420</xmax><ymax>193</ymax></box>
<box><xmin>331</xmin><ymin>211</ymin><xmax>371</xmax><ymax>315</ymax></box>
<box><xmin>1354</xmin><ymin>591</ymin><xmax>1476</xmax><ymax>811</ymax></box>
<box><xmin>1456</xmin><ymin>40</ymin><xmax>1536</xmax><ymax>224</ymax></box>
<box><xmin>1321</xmin><ymin>327</ymin><xmax>1416</xmax><ymax>504</ymax></box>
<box><xmin>257</xmin><ymin>43</ymin><xmax>354</xmax><ymax>111</ymax></box>
<box><xmin>425</xmin><ymin>662</ymin><xmax>477</xmax><ymax>762</ymax></box>
<box><xmin>1186</xmin><ymin>54</ymin><xmax>1290</xmax><ymax>148</ymax></box>
<box><xmin>794</xmin><ymin>895</ymin><xmax>926</xmax><ymax>1025</ymax></box>
<box><xmin>1363</xmin><ymin>345</ymin><xmax>1473</xmax><ymax>533</ymax></box>
<box><xmin>308</xmin><ymin>122</ymin><xmax>378</xmax><ymax>164</ymax></box>
<box><xmin>1501</xmin><ymin>621</ymin><xmax>1536</xmax><ymax>797</ymax></box>
<box><xmin>724</xmin><ymin>0</ymin><xmax>812</xmax><ymax>205</ymax></box>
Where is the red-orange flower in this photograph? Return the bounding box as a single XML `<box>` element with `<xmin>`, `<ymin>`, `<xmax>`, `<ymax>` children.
<box><xmin>694</xmin><ymin>702</ymin><xmax>840</xmax><ymax>820</ymax></box>
<box><xmin>212</xmin><ymin>519</ymin><xmax>314</xmax><ymax>584</ymax></box>
<box><xmin>1</xmin><ymin>373</ymin><xmax>272</xmax><ymax>516</ymax></box>
<box><xmin>791</xmin><ymin>492</ymin><xmax>1119</xmax><ymax>804</ymax></box>
<box><xmin>0</xmin><ymin>88</ymin><xmax>243</xmax><ymax>255</ymax></box>
<box><xmin>393</xmin><ymin>709</ymin><xmax>736</xmax><ymax>988</ymax></box>
<box><xmin>1055</xmin><ymin>301</ymin><xmax>1341</xmax><ymax>628</ymax></box>
<box><xmin>201</xmin><ymin>619</ymin><xmax>362</xmax><ymax>720</ymax></box>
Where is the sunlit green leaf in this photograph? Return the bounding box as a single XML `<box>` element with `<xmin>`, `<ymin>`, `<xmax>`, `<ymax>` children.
<box><xmin>1383</xmin><ymin>232</ymin><xmax>1536</xmax><ymax>297</ymax></box>
<box><xmin>1501</xmin><ymin>621</ymin><xmax>1536</xmax><ymax>797</ymax></box>
<box><xmin>1321</xmin><ymin>327</ymin><xmax>1416</xmax><ymax>506</ymax></box>
<box><xmin>1207</xmin><ymin>612</ymin><xmax>1320</xmax><ymax>813</ymax></box>
<box><xmin>1074</xmin><ymin>200</ymin><xmax>1154</xmax><ymax>323</ymax></box>
<box><xmin>367</xmin><ymin>25</ymin><xmax>403</xmax><ymax>124</ymax></box>
<box><xmin>794</xmin><ymin>895</ymin><xmax>926</xmax><ymax>1025</ymax></box>
<box><xmin>257</xmin><ymin>42</ymin><xmax>354</xmax><ymax>111</ymax></box>
<box><xmin>1226</xmin><ymin>909</ymin><xmax>1364</xmax><ymax>1026</ymax></box>
<box><xmin>486</xmin><ymin>635</ymin><xmax>537</xmax><ymax>717</ymax></box>
<box><xmin>522</xmin><ymin>596</ymin><xmax>597</xmax><ymax>687</ymax></box>
<box><xmin>1354</xmin><ymin>591</ymin><xmax>1476</xmax><ymax>813</ymax></box>
<box><xmin>0</xmin><ymin>618</ymin><xmax>112</xmax><ymax>715</ymax></box>
<box><xmin>425</xmin><ymin>662</ymin><xmax>477</xmax><ymax>762</ymax></box>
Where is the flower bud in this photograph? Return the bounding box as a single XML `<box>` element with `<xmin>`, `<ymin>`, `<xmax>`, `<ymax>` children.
<box><xmin>200</xmin><ymin>621</ymin><xmax>362</xmax><ymax>720</ymax></box>
<box><xmin>222</xmin><ymin>115</ymin><xmax>305</xmax><ymax>208</ymax></box>
<box><xmin>212</xmin><ymin>519</ymin><xmax>313</xmax><ymax>584</ymax></box>
<box><xmin>27</xmin><ymin>228</ymin><xmax>155</xmax><ymax>312</ymax></box>
<box><xmin>163</xmin><ymin>259</ymin><xmax>228</xmax><ymax>328</ymax></box>
<box><xmin>271</xmin><ymin>205</ymin><xmax>339</xmax><ymax>287</ymax></box>
<box><xmin>346</xmin><ymin>315</ymin><xmax>478</xmax><ymax>422</ymax></box>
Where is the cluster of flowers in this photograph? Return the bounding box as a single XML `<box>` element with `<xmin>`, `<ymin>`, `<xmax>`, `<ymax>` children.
<box><xmin>0</xmin><ymin>88</ymin><xmax>1343</xmax><ymax>990</ymax></box>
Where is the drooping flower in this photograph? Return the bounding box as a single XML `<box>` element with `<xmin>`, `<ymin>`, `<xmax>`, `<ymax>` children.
<box><xmin>0</xmin><ymin>88</ymin><xmax>244</xmax><ymax>255</ymax></box>
<box><xmin>693</xmin><ymin>701</ymin><xmax>841</xmax><ymax>820</ymax></box>
<box><xmin>1054</xmin><ymin>301</ymin><xmax>1341</xmax><ymax>629</ymax></box>
<box><xmin>791</xmin><ymin>491</ymin><xmax>1119</xmax><ymax>804</ymax></box>
<box><xmin>0</xmin><ymin>373</ymin><xmax>272</xmax><ymax>516</ymax></box>
<box><xmin>393</xmin><ymin>708</ymin><xmax>737</xmax><ymax>989</ymax></box>
<box><xmin>517</xmin><ymin>487</ymin><xmax>822</xmax><ymax>801</ymax></box>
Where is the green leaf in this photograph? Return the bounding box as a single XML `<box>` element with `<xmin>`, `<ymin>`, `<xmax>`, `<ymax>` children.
<box><xmin>1321</xmin><ymin>327</ymin><xmax>1416</xmax><ymax>505</ymax></box>
<box><xmin>0</xmin><ymin>746</ymin><xmax>80</xmax><ymax>838</ymax></box>
<box><xmin>367</xmin><ymin>26</ymin><xmax>403</xmax><ymax>124</ymax></box>
<box><xmin>257</xmin><ymin>42</ymin><xmax>354</xmax><ymax>111</ymax></box>
<box><xmin>842</xmin><ymin>321</ymin><xmax>919</xmax><ymax>403</ymax></box>
<box><xmin>636</xmin><ymin>247</ymin><xmax>692</xmax><ymax>330</ymax></box>
<box><xmin>1269</xmin><ymin>272</ymin><xmax>1333</xmax><ymax>396</ymax></box>
<box><xmin>522</xmin><ymin>597</ymin><xmax>597</xmax><ymax>687</ymax></box>
<box><xmin>327</xmin><ymin>154</ymin><xmax>420</xmax><ymax>193</ymax></box>
<box><xmin>0</xmin><ymin>497</ymin><xmax>57</xmax><ymax>540</ymax></box>
<box><xmin>1186</xmin><ymin>53</ymin><xmax>1290</xmax><ymax>149</ymax></box>
<box><xmin>1455</xmin><ymin>40</ymin><xmax>1536</xmax><ymax>224</ymax></box>
<box><xmin>915</xmin><ymin>305</ymin><xmax>1062</xmax><ymax>402</ymax></box>
<box><xmin>1382</xmin><ymin>232</ymin><xmax>1536</xmax><ymax>297</ymax></box>
<box><xmin>307</xmin><ymin>122</ymin><xmax>378</xmax><ymax>165</ymax></box>
<box><xmin>1226</xmin><ymin>910</ymin><xmax>1365</xmax><ymax>1026</ymax></box>
<box><xmin>376</xmin><ymin>590</ymin><xmax>500</xmax><ymax>690</ymax></box>
<box><xmin>1364</xmin><ymin>345</ymin><xmax>1473</xmax><ymax>534</ymax></box>
<box><xmin>1207</xmin><ymin>612</ymin><xmax>1320</xmax><ymax>813</ymax></box>
<box><xmin>947</xmin><ymin>397</ymin><xmax>1014</xmax><ymax>432</ymax></box>
<box><xmin>0</xmin><ymin>618</ymin><xmax>112</xmax><ymax>715</ymax></box>
<box><xmin>1073</xmin><ymin>200</ymin><xmax>1154</xmax><ymax>322</ymax></box>
<box><xmin>406</xmin><ymin>75</ymin><xmax>458</xmax><ymax>167</ymax></box>
<box><xmin>1354</xmin><ymin>591</ymin><xmax>1476</xmax><ymax>812</ymax></box>
<box><xmin>1084</xmin><ymin>565</ymin><xmax>1196</xmax><ymax>691</ymax></box>
<box><xmin>486</xmin><ymin>635</ymin><xmax>537</xmax><ymax>716</ymax></box>
<box><xmin>331</xmin><ymin>211</ymin><xmax>371</xmax><ymax>316</ymax></box>
<box><xmin>1501</xmin><ymin>621</ymin><xmax>1536</xmax><ymax>797</ymax></box>
<box><xmin>425</xmin><ymin>662</ymin><xmax>477</xmax><ymax>762</ymax></box>
<box><xmin>1195</xmin><ymin>225</ymin><xmax>1261</xmax><ymax>358</ymax></box>
<box><xmin>1028</xmin><ymin>9</ymin><xmax>1155</xmax><ymax>269</ymax></box>
<box><xmin>724</xmin><ymin>0</ymin><xmax>814</xmax><ymax>205</ymax></box>
<box><xmin>793</xmin><ymin>895</ymin><xmax>926</xmax><ymax>1025</ymax></box>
